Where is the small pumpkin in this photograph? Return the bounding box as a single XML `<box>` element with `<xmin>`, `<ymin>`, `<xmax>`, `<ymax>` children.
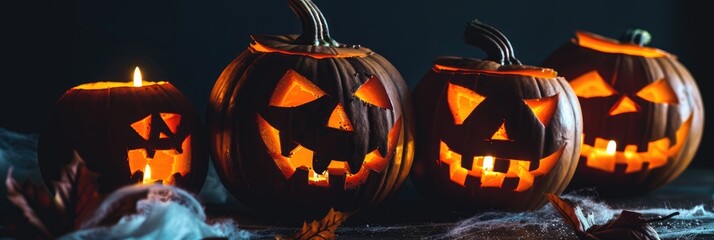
<box><xmin>541</xmin><ymin>29</ymin><xmax>704</xmax><ymax>196</ymax></box>
<box><xmin>206</xmin><ymin>0</ymin><xmax>414</xmax><ymax>221</ymax></box>
<box><xmin>38</xmin><ymin>68</ymin><xmax>209</xmax><ymax>197</ymax></box>
<box><xmin>410</xmin><ymin>20</ymin><xmax>582</xmax><ymax>211</ymax></box>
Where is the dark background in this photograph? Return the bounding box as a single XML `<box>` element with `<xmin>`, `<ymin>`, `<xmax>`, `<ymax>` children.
<box><xmin>1</xmin><ymin>0</ymin><xmax>711</xmax><ymax>168</ymax></box>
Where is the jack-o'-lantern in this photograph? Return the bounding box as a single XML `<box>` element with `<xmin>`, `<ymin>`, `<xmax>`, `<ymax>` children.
<box><xmin>410</xmin><ymin>20</ymin><xmax>582</xmax><ymax>211</ymax></box>
<box><xmin>541</xmin><ymin>29</ymin><xmax>704</xmax><ymax>196</ymax></box>
<box><xmin>207</xmin><ymin>0</ymin><xmax>414</xmax><ymax>222</ymax></box>
<box><xmin>38</xmin><ymin>67</ymin><xmax>209</xmax><ymax>197</ymax></box>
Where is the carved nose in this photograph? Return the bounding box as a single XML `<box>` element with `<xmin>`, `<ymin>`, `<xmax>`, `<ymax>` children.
<box><xmin>327</xmin><ymin>103</ymin><xmax>354</xmax><ymax>132</ymax></box>
<box><xmin>609</xmin><ymin>95</ymin><xmax>640</xmax><ymax>116</ymax></box>
<box><xmin>490</xmin><ymin>121</ymin><xmax>509</xmax><ymax>141</ymax></box>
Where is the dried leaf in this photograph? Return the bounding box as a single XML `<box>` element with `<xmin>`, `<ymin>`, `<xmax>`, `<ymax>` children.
<box><xmin>547</xmin><ymin>193</ymin><xmax>679</xmax><ymax>240</ymax></box>
<box><xmin>5</xmin><ymin>167</ymin><xmax>55</xmax><ymax>239</ymax></box>
<box><xmin>3</xmin><ymin>151</ymin><xmax>104</xmax><ymax>239</ymax></box>
<box><xmin>54</xmin><ymin>151</ymin><xmax>103</xmax><ymax>228</ymax></box>
<box><xmin>276</xmin><ymin>208</ymin><xmax>351</xmax><ymax>240</ymax></box>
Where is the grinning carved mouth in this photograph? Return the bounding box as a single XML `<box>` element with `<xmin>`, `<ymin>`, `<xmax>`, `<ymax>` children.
<box><xmin>256</xmin><ymin>114</ymin><xmax>402</xmax><ymax>189</ymax></box>
<box><xmin>580</xmin><ymin>114</ymin><xmax>692</xmax><ymax>173</ymax></box>
<box><xmin>439</xmin><ymin>141</ymin><xmax>565</xmax><ymax>192</ymax></box>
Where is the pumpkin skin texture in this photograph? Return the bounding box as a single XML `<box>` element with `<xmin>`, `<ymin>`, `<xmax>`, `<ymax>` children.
<box><xmin>38</xmin><ymin>81</ymin><xmax>209</xmax><ymax>198</ymax></box>
<box><xmin>207</xmin><ymin>0</ymin><xmax>414</xmax><ymax>222</ymax></box>
<box><xmin>541</xmin><ymin>30</ymin><xmax>704</xmax><ymax>196</ymax></box>
<box><xmin>410</xmin><ymin>20</ymin><xmax>582</xmax><ymax>212</ymax></box>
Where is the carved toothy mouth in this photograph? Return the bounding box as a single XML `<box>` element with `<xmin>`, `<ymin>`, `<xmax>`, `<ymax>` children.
<box><xmin>580</xmin><ymin>114</ymin><xmax>692</xmax><ymax>173</ymax></box>
<box><xmin>256</xmin><ymin>114</ymin><xmax>402</xmax><ymax>189</ymax></box>
<box><xmin>439</xmin><ymin>141</ymin><xmax>565</xmax><ymax>192</ymax></box>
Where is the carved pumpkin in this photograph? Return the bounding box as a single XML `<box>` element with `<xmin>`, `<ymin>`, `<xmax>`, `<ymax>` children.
<box><xmin>410</xmin><ymin>20</ymin><xmax>582</xmax><ymax>211</ymax></box>
<box><xmin>38</xmin><ymin>68</ymin><xmax>209</xmax><ymax>196</ymax></box>
<box><xmin>541</xmin><ymin>29</ymin><xmax>704</xmax><ymax>196</ymax></box>
<box><xmin>207</xmin><ymin>0</ymin><xmax>414</xmax><ymax>221</ymax></box>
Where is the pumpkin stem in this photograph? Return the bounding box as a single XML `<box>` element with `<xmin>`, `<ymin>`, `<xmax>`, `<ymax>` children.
<box><xmin>619</xmin><ymin>29</ymin><xmax>651</xmax><ymax>46</ymax></box>
<box><xmin>289</xmin><ymin>0</ymin><xmax>340</xmax><ymax>47</ymax></box>
<box><xmin>464</xmin><ymin>19</ymin><xmax>521</xmax><ymax>65</ymax></box>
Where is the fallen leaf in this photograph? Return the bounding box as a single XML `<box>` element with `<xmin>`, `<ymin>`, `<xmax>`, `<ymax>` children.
<box><xmin>547</xmin><ymin>193</ymin><xmax>679</xmax><ymax>240</ymax></box>
<box><xmin>276</xmin><ymin>208</ymin><xmax>351</xmax><ymax>240</ymax></box>
<box><xmin>3</xmin><ymin>151</ymin><xmax>104</xmax><ymax>239</ymax></box>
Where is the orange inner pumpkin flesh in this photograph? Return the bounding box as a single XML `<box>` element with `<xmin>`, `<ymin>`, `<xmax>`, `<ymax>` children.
<box><xmin>257</xmin><ymin>114</ymin><xmax>402</xmax><ymax>189</ymax></box>
<box><xmin>127</xmin><ymin>113</ymin><xmax>192</xmax><ymax>185</ymax></box>
<box><xmin>73</xmin><ymin>81</ymin><xmax>168</xmax><ymax>90</ymax></box>
<box><xmin>433</xmin><ymin>64</ymin><xmax>558</xmax><ymax>79</ymax></box>
<box><xmin>249</xmin><ymin>41</ymin><xmax>369</xmax><ymax>59</ymax></box>
<box><xmin>439</xmin><ymin>141</ymin><xmax>564</xmax><ymax>192</ymax></box>
<box><xmin>575</xmin><ymin>31</ymin><xmax>669</xmax><ymax>58</ymax></box>
<box><xmin>580</xmin><ymin>114</ymin><xmax>692</xmax><ymax>173</ymax></box>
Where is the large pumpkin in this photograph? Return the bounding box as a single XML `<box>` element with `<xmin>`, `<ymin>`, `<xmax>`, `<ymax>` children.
<box><xmin>38</xmin><ymin>68</ymin><xmax>209</xmax><ymax>198</ymax></box>
<box><xmin>410</xmin><ymin>20</ymin><xmax>582</xmax><ymax>212</ymax></box>
<box><xmin>541</xmin><ymin>29</ymin><xmax>704</xmax><ymax>196</ymax></box>
<box><xmin>207</xmin><ymin>0</ymin><xmax>414</xmax><ymax>221</ymax></box>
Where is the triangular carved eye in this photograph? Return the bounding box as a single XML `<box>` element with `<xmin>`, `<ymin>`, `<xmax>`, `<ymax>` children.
<box><xmin>570</xmin><ymin>70</ymin><xmax>616</xmax><ymax>98</ymax></box>
<box><xmin>354</xmin><ymin>76</ymin><xmax>392</xmax><ymax>109</ymax></box>
<box><xmin>524</xmin><ymin>94</ymin><xmax>558</xmax><ymax>126</ymax></box>
<box><xmin>636</xmin><ymin>79</ymin><xmax>678</xmax><ymax>104</ymax></box>
<box><xmin>270</xmin><ymin>69</ymin><xmax>326</xmax><ymax>107</ymax></box>
<box><xmin>131</xmin><ymin>113</ymin><xmax>182</xmax><ymax>140</ymax></box>
<box><xmin>447</xmin><ymin>83</ymin><xmax>485</xmax><ymax>125</ymax></box>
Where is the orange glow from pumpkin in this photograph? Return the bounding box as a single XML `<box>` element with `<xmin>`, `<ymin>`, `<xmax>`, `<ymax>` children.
<box><xmin>570</xmin><ymin>71</ymin><xmax>616</xmax><ymax>98</ymax></box>
<box><xmin>609</xmin><ymin>96</ymin><xmax>640</xmax><ymax>116</ymax></box>
<box><xmin>257</xmin><ymin>113</ymin><xmax>403</xmax><ymax>189</ymax></box>
<box><xmin>354</xmin><ymin>76</ymin><xmax>393</xmax><ymax>109</ymax></box>
<box><xmin>575</xmin><ymin>31</ymin><xmax>669</xmax><ymax>58</ymax></box>
<box><xmin>580</xmin><ymin>115</ymin><xmax>692</xmax><ymax>173</ymax></box>
<box><xmin>249</xmin><ymin>41</ymin><xmax>369</xmax><ymax>59</ymax></box>
<box><xmin>524</xmin><ymin>94</ymin><xmax>559</xmax><ymax>126</ymax></box>
<box><xmin>490</xmin><ymin>122</ymin><xmax>509</xmax><ymax>140</ymax></box>
<box><xmin>270</xmin><ymin>69</ymin><xmax>326</xmax><ymax>107</ymax></box>
<box><xmin>327</xmin><ymin>104</ymin><xmax>354</xmax><ymax>131</ymax></box>
<box><xmin>606</xmin><ymin>140</ymin><xmax>617</xmax><ymax>155</ymax></box>
<box><xmin>439</xmin><ymin>140</ymin><xmax>564</xmax><ymax>192</ymax></box>
<box><xmin>636</xmin><ymin>79</ymin><xmax>679</xmax><ymax>104</ymax></box>
<box><xmin>134</xmin><ymin>67</ymin><xmax>143</xmax><ymax>87</ymax></box>
<box><xmin>72</xmin><ymin>67</ymin><xmax>169</xmax><ymax>90</ymax></box>
<box><xmin>433</xmin><ymin>64</ymin><xmax>558</xmax><ymax>79</ymax></box>
<box><xmin>447</xmin><ymin>83</ymin><xmax>485</xmax><ymax>125</ymax></box>
<box><xmin>128</xmin><ymin>113</ymin><xmax>192</xmax><ymax>185</ymax></box>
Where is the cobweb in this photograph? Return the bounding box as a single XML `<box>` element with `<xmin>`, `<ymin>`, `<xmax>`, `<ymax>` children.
<box><xmin>428</xmin><ymin>190</ymin><xmax>714</xmax><ymax>240</ymax></box>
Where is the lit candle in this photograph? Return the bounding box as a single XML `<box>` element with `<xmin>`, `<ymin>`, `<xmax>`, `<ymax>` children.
<box><xmin>143</xmin><ymin>163</ymin><xmax>153</xmax><ymax>184</ymax></box>
<box><xmin>480</xmin><ymin>156</ymin><xmax>504</xmax><ymax>188</ymax></box>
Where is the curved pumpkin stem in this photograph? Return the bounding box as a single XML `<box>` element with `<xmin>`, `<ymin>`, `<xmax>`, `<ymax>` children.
<box><xmin>464</xmin><ymin>19</ymin><xmax>521</xmax><ymax>65</ymax></box>
<box><xmin>619</xmin><ymin>29</ymin><xmax>651</xmax><ymax>46</ymax></box>
<box><xmin>289</xmin><ymin>0</ymin><xmax>340</xmax><ymax>47</ymax></box>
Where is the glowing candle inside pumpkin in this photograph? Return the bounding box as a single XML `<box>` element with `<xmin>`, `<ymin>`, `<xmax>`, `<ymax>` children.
<box><xmin>143</xmin><ymin>163</ymin><xmax>152</xmax><ymax>184</ymax></box>
<box><xmin>482</xmin><ymin>156</ymin><xmax>495</xmax><ymax>172</ymax></box>
<box><xmin>480</xmin><ymin>156</ymin><xmax>504</xmax><ymax>187</ymax></box>
<box><xmin>133</xmin><ymin>67</ymin><xmax>143</xmax><ymax>87</ymax></box>
<box><xmin>606</xmin><ymin>140</ymin><xmax>616</xmax><ymax>155</ymax></box>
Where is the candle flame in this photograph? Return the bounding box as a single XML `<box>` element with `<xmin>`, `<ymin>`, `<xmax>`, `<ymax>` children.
<box><xmin>482</xmin><ymin>156</ymin><xmax>494</xmax><ymax>172</ymax></box>
<box><xmin>143</xmin><ymin>163</ymin><xmax>152</xmax><ymax>184</ymax></box>
<box><xmin>606</xmin><ymin>140</ymin><xmax>617</xmax><ymax>155</ymax></box>
<box><xmin>133</xmin><ymin>67</ymin><xmax>143</xmax><ymax>87</ymax></box>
